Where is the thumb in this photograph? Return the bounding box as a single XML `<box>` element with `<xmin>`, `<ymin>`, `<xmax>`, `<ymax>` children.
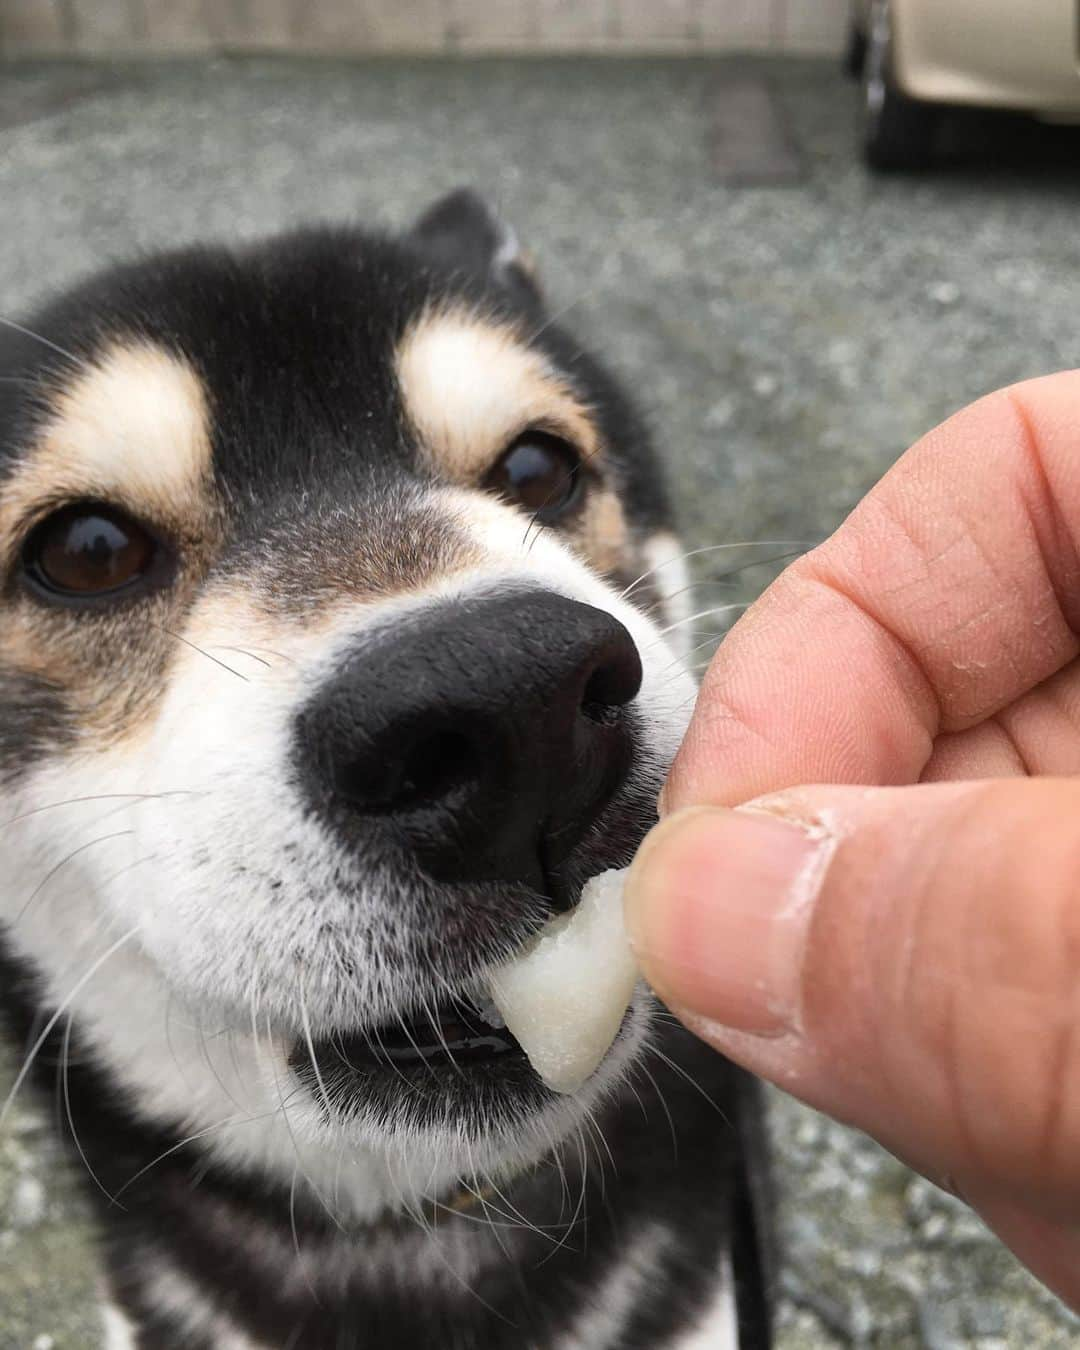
<box><xmin>624</xmin><ymin>779</ymin><xmax>1080</xmax><ymax>1213</ymax></box>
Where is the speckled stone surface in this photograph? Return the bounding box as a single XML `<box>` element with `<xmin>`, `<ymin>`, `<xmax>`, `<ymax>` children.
<box><xmin>2</xmin><ymin>53</ymin><xmax>1080</xmax><ymax>1349</ymax></box>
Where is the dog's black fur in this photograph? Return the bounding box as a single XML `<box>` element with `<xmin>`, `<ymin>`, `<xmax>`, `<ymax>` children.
<box><xmin>1</xmin><ymin>954</ymin><xmax>772</xmax><ymax>1348</ymax></box>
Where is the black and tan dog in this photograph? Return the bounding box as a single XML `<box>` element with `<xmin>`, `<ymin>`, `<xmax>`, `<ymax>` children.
<box><xmin>0</xmin><ymin>191</ymin><xmax>771</xmax><ymax>1349</ymax></box>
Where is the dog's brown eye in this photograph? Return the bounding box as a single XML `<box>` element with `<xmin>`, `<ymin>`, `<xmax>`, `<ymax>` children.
<box><xmin>486</xmin><ymin>432</ymin><xmax>582</xmax><ymax>520</ymax></box>
<box><xmin>23</xmin><ymin>503</ymin><xmax>158</xmax><ymax>599</ymax></box>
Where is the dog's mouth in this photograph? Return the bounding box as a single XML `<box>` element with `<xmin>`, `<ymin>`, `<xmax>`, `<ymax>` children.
<box><xmin>316</xmin><ymin>997</ymin><xmax>522</xmax><ymax>1073</ymax></box>
<box><xmin>287</xmin><ymin>793</ymin><xmax>659</xmax><ymax>1126</ymax></box>
<box><xmin>286</xmin><ymin>993</ymin><xmax>535</xmax><ymax>1121</ymax></box>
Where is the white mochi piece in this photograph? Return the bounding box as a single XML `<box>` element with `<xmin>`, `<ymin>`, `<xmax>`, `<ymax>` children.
<box><xmin>487</xmin><ymin>867</ymin><xmax>638</xmax><ymax>1094</ymax></box>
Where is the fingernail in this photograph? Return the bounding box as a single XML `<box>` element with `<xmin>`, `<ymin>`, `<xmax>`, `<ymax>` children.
<box><xmin>624</xmin><ymin>804</ymin><xmax>834</xmax><ymax>1035</ymax></box>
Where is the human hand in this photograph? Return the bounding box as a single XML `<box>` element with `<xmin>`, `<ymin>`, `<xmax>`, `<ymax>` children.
<box><xmin>625</xmin><ymin>371</ymin><xmax>1080</xmax><ymax>1307</ymax></box>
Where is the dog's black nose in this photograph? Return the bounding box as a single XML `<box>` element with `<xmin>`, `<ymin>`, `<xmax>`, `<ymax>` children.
<box><xmin>296</xmin><ymin>590</ymin><xmax>642</xmax><ymax>899</ymax></box>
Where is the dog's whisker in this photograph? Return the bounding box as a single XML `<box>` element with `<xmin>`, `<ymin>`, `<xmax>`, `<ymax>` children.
<box><xmin>673</xmin><ymin>686</ymin><xmax>704</xmax><ymax>715</ymax></box>
<box><xmin>580</xmin><ymin>1108</ymin><xmax>611</xmax><ymax>1204</ymax></box>
<box><xmin>59</xmin><ymin>1013</ymin><xmax>123</xmax><ymax>1206</ymax></box>
<box><xmin>157</xmin><ymin>626</ymin><xmax>250</xmax><ymax>682</ymax></box>
<box><xmin>537</xmin><ymin>1131</ymin><xmax>588</xmax><ymax>1268</ymax></box>
<box><xmin>207</xmin><ymin>644</ymin><xmax>274</xmax><ymax>670</ymax></box>
<box><xmin>478</xmin><ymin>1170</ymin><xmax>526</xmax><ymax>1256</ymax></box>
<box><xmin>640</xmin><ymin>604</ymin><xmax>752</xmax><ymax>661</ymax></box>
<box><xmin>298</xmin><ymin>978</ymin><xmax>335</xmax><ymax>1120</ymax></box>
<box><xmin>702</xmin><ymin>546</ymin><xmax>809</xmax><ymax>587</ymax></box>
<box><xmin>646</xmin><ymin>1047</ymin><xmax>730</xmax><ymax>1127</ymax></box>
<box><xmin>405</xmin><ymin>1189</ymin><xmax>516</xmax><ymax>1325</ymax></box>
<box><xmin>623</xmin><ymin>1071</ymin><xmax>651</xmax><ymax>1124</ymax></box>
<box><xmin>429</xmin><ymin>1196</ymin><xmax>547</xmax><ymax>1233</ymax></box>
<box><xmin>628</xmin><ymin>548</ymin><xmax>807</xmax><ymax>624</ymax></box>
<box><xmin>397</xmin><ymin>1150</ymin><xmax>439</xmax><ymax>1243</ymax></box>
<box><xmin>589</xmin><ymin>1104</ymin><xmax>619</xmax><ymax>1182</ymax></box>
<box><xmin>0</xmin><ymin>315</ymin><xmax>90</xmax><ymax>372</ymax></box>
<box><xmin>379</xmin><ymin>1147</ymin><xmax>415</xmax><ymax>1235</ymax></box>
<box><xmin>112</xmin><ymin>1110</ymin><xmax>273</xmax><ymax>1201</ymax></box>
<box><xmin>461</xmin><ymin>1139</ymin><xmax>513</xmax><ymax>1260</ymax></box>
<box><xmin>163</xmin><ymin>993</ymin><xmax>192</xmax><ymax>1099</ymax></box>
<box><xmin>385</xmin><ymin>1144</ymin><xmax>439</xmax><ymax>1247</ymax></box>
<box><xmin>223</xmin><ymin>1020</ymin><xmax>250</xmax><ymax>1107</ymax></box>
<box><xmin>636</xmin><ymin>1062</ymin><xmax>679</xmax><ymax>1164</ymax></box>
<box><xmin>536</xmin><ymin>1116</ymin><xmax>572</xmax><ymax>1224</ymax></box>
<box><xmin>576</xmin><ymin>1126</ymin><xmax>592</xmax><ymax>1250</ymax></box>
<box><xmin>14</xmin><ymin>829</ymin><xmax>134</xmax><ymax>925</ymax></box>
<box><xmin>289</xmin><ymin>1164</ymin><xmax>324</xmax><ymax>1307</ymax></box>
<box><xmin>1</xmin><ymin>791</ymin><xmax>193</xmax><ymax>833</ymax></box>
<box><xmin>425</xmin><ymin>997</ymin><xmax>468</xmax><ymax>1081</ymax></box>
<box><xmin>547</xmin><ymin>1128</ymin><xmax>590</xmax><ymax>1266</ymax></box>
<box><xmin>650</xmin><ymin>652</ymin><xmax>735</xmax><ymax>699</ymax></box>
<box><xmin>0</xmin><ymin>925</ymin><xmax>139</xmax><ymax>1128</ymax></box>
<box><xmin>95</xmin><ymin>851</ymin><xmax>157</xmax><ymax>893</ymax></box>
<box><xmin>282</xmin><ymin>1318</ymin><xmax>309</xmax><ymax>1350</ymax></box>
<box><xmin>267</xmin><ymin>1010</ymin><xmax>344</xmax><ymax>1233</ymax></box>
<box><xmin>525</xmin><ymin>280</ymin><xmax>607</xmax><ymax>345</ymax></box>
<box><xmin>394</xmin><ymin>1009</ymin><xmax>440</xmax><ymax>1083</ymax></box>
<box><xmin>628</xmin><ymin>577</ymin><xmax>739</xmax><ymax>623</ymax></box>
<box><xmin>649</xmin><ymin>601</ymin><xmax>752</xmax><ymax>640</ymax></box>
<box><xmin>215</xmin><ymin>643</ymin><xmax>300</xmax><ymax>668</ymax></box>
<box><xmin>620</xmin><ymin>540</ymin><xmax>816</xmax><ymax>602</ymax></box>
<box><xmin>520</xmin><ymin>440</ymin><xmax>606</xmax><ymax>554</ymax></box>
<box><xmin>331</xmin><ymin>1144</ymin><xmax>344</xmax><ymax>1223</ymax></box>
<box><xmin>193</xmin><ymin>1002</ymin><xmax>249</xmax><ymax>1116</ymax></box>
<box><xmin>650</xmin><ymin>630</ymin><xmax>732</xmax><ymax>683</ymax></box>
<box><xmin>366</xmin><ymin>1024</ymin><xmax>422</xmax><ymax>1097</ymax></box>
<box><xmin>475</xmin><ymin>1158</ymin><xmax>559</xmax><ymax>1248</ymax></box>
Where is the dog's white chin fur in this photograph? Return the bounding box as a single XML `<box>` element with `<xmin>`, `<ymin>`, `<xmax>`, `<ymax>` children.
<box><xmin>1</xmin><ymin>492</ymin><xmax>696</xmax><ymax>1222</ymax></box>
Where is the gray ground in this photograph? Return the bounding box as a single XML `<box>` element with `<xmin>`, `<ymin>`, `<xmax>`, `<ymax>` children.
<box><xmin>2</xmin><ymin>53</ymin><xmax>1080</xmax><ymax>1350</ymax></box>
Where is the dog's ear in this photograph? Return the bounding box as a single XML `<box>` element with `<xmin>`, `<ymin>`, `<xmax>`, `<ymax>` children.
<box><xmin>406</xmin><ymin>188</ymin><xmax>542</xmax><ymax>311</ymax></box>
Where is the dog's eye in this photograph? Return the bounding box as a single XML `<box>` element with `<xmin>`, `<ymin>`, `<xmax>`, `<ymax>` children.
<box><xmin>22</xmin><ymin>503</ymin><xmax>159</xmax><ymax>600</ymax></box>
<box><xmin>486</xmin><ymin>432</ymin><xmax>582</xmax><ymax>520</ymax></box>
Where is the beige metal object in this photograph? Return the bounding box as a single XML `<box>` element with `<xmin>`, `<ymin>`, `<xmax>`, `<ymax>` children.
<box><xmin>855</xmin><ymin>0</ymin><xmax>1080</xmax><ymax>113</ymax></box>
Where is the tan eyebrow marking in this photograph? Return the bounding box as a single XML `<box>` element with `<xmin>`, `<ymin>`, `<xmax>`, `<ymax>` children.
<box><xmin>0</xmin><ymin>339</ymin><xmax>213</xmax><ymax>547</ymax></box>
<box><xmin>395</xmin><ymin>308</ymin><xmax>601</xmax><ymax>480</ymax></box>
<box><xmin>579</xmin><ymin>489</ymin><xmax>631</xmax><ymax>579</ymax></box>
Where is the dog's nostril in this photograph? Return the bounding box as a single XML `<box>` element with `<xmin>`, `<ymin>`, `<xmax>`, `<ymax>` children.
<box><xmin>581</xmin><ymin>699</ymin><xmax>619</xmax><ymax>728</ymax></box>
<box><xmin>580</xmin><ymin>650</ymin><xmax>642</xmax><ymax>725</ymax></box>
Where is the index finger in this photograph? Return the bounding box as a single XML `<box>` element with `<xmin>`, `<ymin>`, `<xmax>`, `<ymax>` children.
<box><xmin>666</xmin><ymin>370</ymin><xmax>1080</xmax><ymax>810</ymax></box>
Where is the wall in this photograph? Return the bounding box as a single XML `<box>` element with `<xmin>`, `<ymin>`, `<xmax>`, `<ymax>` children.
<box><xmin>1</xmin><ymin>0</ymin><xmax>848</xmax><ymax>58</ymax></box>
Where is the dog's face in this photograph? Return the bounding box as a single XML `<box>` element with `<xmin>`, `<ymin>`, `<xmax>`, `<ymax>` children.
<box><xmin>0</xmin><ymin>192</ymin><xmax>695</xmax><ymax>1216</ymax></box>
